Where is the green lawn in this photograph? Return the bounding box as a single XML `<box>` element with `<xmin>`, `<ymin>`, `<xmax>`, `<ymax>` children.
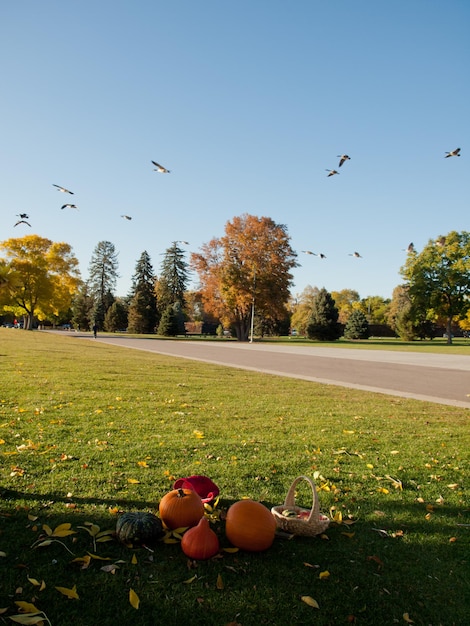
<box><xmin>0</xmin><ymin>329</ymin><xmax>469</xmax><ymax>625</ymax></box>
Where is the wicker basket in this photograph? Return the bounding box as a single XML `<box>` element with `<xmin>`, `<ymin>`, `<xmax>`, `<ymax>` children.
<box><xmin>271</xmin><ymin>475</ymin><xmax>330</xmax><ymax>537</ymax></box>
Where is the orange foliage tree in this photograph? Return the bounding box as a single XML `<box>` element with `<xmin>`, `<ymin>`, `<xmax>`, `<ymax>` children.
<box><xmin>191</xmin><ymin>214</ymin><xmax>298</xmax><ymax>341</ymax></box>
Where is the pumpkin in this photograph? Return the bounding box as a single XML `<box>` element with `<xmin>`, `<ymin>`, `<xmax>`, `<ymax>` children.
<box><xmin>116</xmin><ymin>511</ymin><xmax>164</xmax><ymax>544</ymax></box>
<box><xmin>181</xmin><ymin>516</ymin><xmax>220</xmax><ymax>560</ymax></box>
<box><xmin>159</xmin><ymin>487</ymin><xmax>204</xmax><ymax>530</ymax></box>
<box><xmin>225</xmin><ymin>499</ymin><xmax>276</xmax><ymax>552</ymax></box>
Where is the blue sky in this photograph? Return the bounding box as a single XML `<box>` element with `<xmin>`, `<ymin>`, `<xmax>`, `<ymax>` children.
<box><xmin>1</xmin><ymin>1</ymin><xmax>468</xmax><ymax>300</ymax></box>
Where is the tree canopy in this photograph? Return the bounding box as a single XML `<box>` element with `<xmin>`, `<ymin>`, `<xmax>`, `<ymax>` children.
<box><xmin>191</xmin><ymin>214</ymin><xmax>298</xmax><ymax>340</ymax></box>
<box><xmin>400</xmin><ymin>231</ymin><xmax>470</xmax><ymax>343</ymax></box>
<box><xmin>0</xmin><ymin>235</ymin><xmax>81</xmax><ymax>329</ymax></box>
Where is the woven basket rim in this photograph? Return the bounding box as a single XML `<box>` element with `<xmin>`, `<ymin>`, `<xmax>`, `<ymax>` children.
<box><xmin>271</xmin><ymin>475</ymin><xmax>330</xmax><ymax>536</ymax></box>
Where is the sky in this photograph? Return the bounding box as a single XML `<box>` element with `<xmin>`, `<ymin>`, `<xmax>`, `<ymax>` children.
<box><xmin>1</xmin><ymin>1</ymin><xmax>468</xmax><ymax>301</ymax></box>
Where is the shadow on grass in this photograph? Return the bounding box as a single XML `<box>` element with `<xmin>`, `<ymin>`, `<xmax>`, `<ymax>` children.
<box><xmin>1</xmin><ymin>491</ymin><xmax>469</xmax><ymax>626</ymax></box>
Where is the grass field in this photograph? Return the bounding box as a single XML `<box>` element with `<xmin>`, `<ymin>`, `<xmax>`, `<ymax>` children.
<box><xmin>0</xmin><ymin>329</ymin><xmax>469</xmax><ymax>625</ymax></box>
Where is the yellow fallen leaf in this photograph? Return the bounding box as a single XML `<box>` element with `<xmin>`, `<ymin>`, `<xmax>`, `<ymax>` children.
<box><xmin>403</xmin><ymin>613</ymin><xmax>414</xmax><ymax>623</ymax></box>
<box><xmin>216</xmin><ymin>573</ymin><xmax>224</xmax><ymax>589</ymax></box>
<box><xmin>182</xmin><ymin>575</ymin><xmax>198</xmax><ymax>584</ymax></box>
<box><xmin>341</xmin><ymin>532</ymin><xmax>355</xmax><ymax>538</ymax></box>
<box><xmin>55</xmin><ymin>584</ymin><xmax>79</xmax><ymax>599</ymax></box>
<box><xmin>343</xmin><ymin>430</ymin><xmax>355</xmax><ymax>435</ymax></box>
<box><xmin>366</xmin><ymin>464</ymin><xmax>374</xmax><ymax>469</ymax></box>
<box><xmin>131</xmin><ymin>553</ymin><xmax>138</xmax><ymax>565</ymax></box>
<box><xmin>129</xmin><ymin>588</ymin><xmax>140</xmax><ymax>610</ymax></box>
<box><xmin>377</xmin><ymin>487</ymin><xmax>389</xmax><ymax>494</ymax></box>
<box><xmin>301</xmin><ymin>595</ymin><xmax>319</xmax><ymax>609</ymax></box>
<box><xmin>127</xmin><ymin>478</ymin><xmax>140</xmax><ymax>484</ymax></box>
<box><xmin>14</xmin><ymin>601</ymin><xmax>40</xmax><ymax>613</ymax></box>
<box><xmin>449</xmin><ymin>536</ymin><xmax>457</xmax><ymax>543</ymax></box>
<box><xmin>223</xmin><ymin>547</ymin><xmax>239</xmax><ymax>553</ymax></box>
<box><xmin>319</xmin><ymin>570</ymin><xmax>330</xmax><ymax>579</ymax></box>
<box><xmin>8</xmin><ymin>614</ymin><xmax>46</xmax><ymax>625</ymax></box>
<box><xmin>137</xmin><ymin>461</ymin><xmax>149</xmax><ymax>467</ymax></box>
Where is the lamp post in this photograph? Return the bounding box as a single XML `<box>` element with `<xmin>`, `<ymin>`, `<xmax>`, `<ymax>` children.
<box><xmin>249</xmin><ymin>268</ymin><xmax>256</xmax><ymax>343</ymax></box>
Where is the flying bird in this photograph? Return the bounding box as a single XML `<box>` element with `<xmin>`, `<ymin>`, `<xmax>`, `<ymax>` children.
<box><xmin>302</xmin><ymin>250</ymin><xmax>326</xmax><ymax>258</ymax></box>
<box><xmin>403</xmin><ymin>242</ymin><xmax>415</xmax><ymax>253</ymax></box>
<box><xmin>121</xmin><ymin>215</ymin><xmax>132</xmax><ymax>220</ymax></box>
<box><xmin>61</xmin><ymin>204</ymin><xmax>78</xmax><ymax>210</ymax></box>
<box><xmin>326</xmin><ymin>169</ymin><xmax>339</xmax><ymax>177</ymax></box>
<box><xmin>152</xmin><ymin>160</ymin><xmax>170</xmax><ymax>173</ymax></box>
<box><xmin>16</xmin><ymin>213</ymin><xmax>29</xmax><ymax>219</ymax></box>
<box><xmin>53</xmin><ymin>184</ymin><xmax>74</xmax><ymax>194</ymax></box>
<box><xmin>337</xmin><ymin>154</ymin><xmax>351</xmax><ymax>167</ymax></box>
<box><xmin>349</xmin><ymin>251</ymin><xmax>362</xmax><ymax>258</ymax></box>
<box><xmin>14</xmin><ymin>219</ymin><xmax>31</xmax><ymax>227</ymax></box>
<box><xmin>445</xmin><ymin>148</ymin><xmax>460</xmax><ymax>158</ymax></box>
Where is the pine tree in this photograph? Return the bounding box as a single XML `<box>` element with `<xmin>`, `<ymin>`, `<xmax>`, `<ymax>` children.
<box><xmin>306</xmin><ymin>288</ymin><xmax>342</xmax><ymax>341</ymax></box>
<box><xmin>127</xmin><ymin>251</ymin><xmax>158</xmax><ymax>333</ymax></box>
<box><xmin>343</xmin><ymin>309</ymin><xmax>369</xmax><ymax>339</ymax></box>
<box><xmin>157</xmin><ymin>242</ymin><xmax>190</xmax><ymax>313</ymax></box>
<box><xmin>104</xmin><ymin>299</ymin><xmax>129</xmax><ymax>332</ymax></box>
<box><xmin>157</xmin><ymin>304</ymin><xmax>180</xmax><ymax>336</ymax></box>
<box><xmin>87</xmin><ymin>241</ymin><xmax>119</xmax><ymax>327</ymax></box>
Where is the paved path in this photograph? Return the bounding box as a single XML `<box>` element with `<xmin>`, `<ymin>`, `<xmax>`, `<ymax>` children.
<box><xmin>71</xmin><ymin>334</ymin><xmax>470</xmax><ymax>408</ymax></box>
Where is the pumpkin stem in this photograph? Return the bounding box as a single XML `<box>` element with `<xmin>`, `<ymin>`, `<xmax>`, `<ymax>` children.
<box><xmin>177</xmin><ymin>488</ymin><xmax>187</xmax><ymax>498</ymax></box>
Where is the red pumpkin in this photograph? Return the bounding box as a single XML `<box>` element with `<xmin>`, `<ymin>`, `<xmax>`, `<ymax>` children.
<box><xmin>159</xmin><ymin>487</ymin><xmax>204</xmax><ymax>530</ymax></box>
<box><xmin>181</xmin><ymin>516</ymin><xmax>220</xmax><ymax>560</ymax></box>
<box><xmin>225</xmin><ymin>499</ymin><xmax>276</xmax><ymax>552</ymax></box>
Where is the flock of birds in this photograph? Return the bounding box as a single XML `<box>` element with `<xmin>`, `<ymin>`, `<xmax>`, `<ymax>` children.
<box><xmin>12</xmin><ymin>150</ymin><xmax>460</xmax><ymax>264</ymax></box>
<box><xmin>301</xmin><ymin>147</ymin><xmax>461</xmax><ymax>259</ymax></box>
<box><xmin>12</xmin><ymin>161</ymin><xmax>171</xmax><ymax>229</ymax></box>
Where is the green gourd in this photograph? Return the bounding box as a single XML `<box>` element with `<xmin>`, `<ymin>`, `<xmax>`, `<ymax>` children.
<box><xmin>116</xmin><ymin>512</ymin><xmax>164</xmax><ymax>544</ymax></box>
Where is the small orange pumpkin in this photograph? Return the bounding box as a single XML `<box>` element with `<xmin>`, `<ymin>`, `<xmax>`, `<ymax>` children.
<box><xmin>159</xmin><ymin>487</ymin><xmax>204</xmax><ymax>530</ymax></box>
<box><xmin>225</xmin><ymin>499</ymin><xmax>276</xmax><ymax>552</ymax></box>
<box><xmin>181</xmin><ymin>517</ymin><xmax>220</xmax><ymax>560</ymax></box>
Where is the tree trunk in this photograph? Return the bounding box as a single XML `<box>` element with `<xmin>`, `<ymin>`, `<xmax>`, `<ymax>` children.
<box><xmin>446</xmin><ymin>317</ymin><xmax>453</xmax><ymax>345</ymax></box>
<box><xmin>233</xmin><ymin>318</ymin><xmax>250</xmax><ymax>341</ymax></box>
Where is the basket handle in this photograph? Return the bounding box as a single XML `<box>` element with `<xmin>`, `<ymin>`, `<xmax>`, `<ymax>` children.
<box><xmin>283</xmin><ymin>475</ymin><xmax>320</xmax><ymax>522</ymax></box>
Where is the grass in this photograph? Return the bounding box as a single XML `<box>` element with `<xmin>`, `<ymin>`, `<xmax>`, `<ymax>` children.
<box><xmin>0</xmin><ymin>329</ymin><xmax>469</xmax><ymax>626</ymax></box>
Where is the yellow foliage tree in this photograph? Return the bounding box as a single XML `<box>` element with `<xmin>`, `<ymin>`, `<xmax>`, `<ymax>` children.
<box><xmin>0</xmin><ymin>235</ymin><xmax>82</xmax><ymax>329</ymax></box>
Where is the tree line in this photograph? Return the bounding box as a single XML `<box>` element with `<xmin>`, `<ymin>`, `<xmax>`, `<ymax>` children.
<box><xmin>1</xmin><ymin>216</ymin><xmax>469</xmax><ymax>344</ymax></box>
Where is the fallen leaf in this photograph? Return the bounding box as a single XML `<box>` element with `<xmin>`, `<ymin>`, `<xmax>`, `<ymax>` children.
<box><xmin>129</xmin><ymin>588</ymin><xmax>140</xmax><ymax>610</ymax></box>
<box><xmin>14</xmin><ymin>601</ymin><xmax>40</xmax><ymax>613</ymax></box>
<box><xmin>216</xmin><ymin>573</ymin><xmax>224</xmax><ymax>589</ymax></box>
<box><xmin>183</xmin><ymin>575</ymin><xmax>197</xmax><ymax>584</ymax></box>
<box><xmin>8</xmin><ymin>614</ymin><xmax>46</xmax><ymax>625</ymax></box>
<box><xmin>55</xmin><ymin>584</ymin><xmax>79</xmax><ymax>599</ymax></box>
<box><xmin>341</xmin><ymin>531</ymin><xmax>355</xmax><ymax>538</ymax></box>
<box><xmin>131</xmin><ymin>553</ymin><xmax>138</xmax><ymax>565</ymax></box>
<box><xmin>319</xmin><ymin>570</ymin><xmax>330</xmax><ymax>579</ymax></box>
<box><xmin>301</xmin><ymin>595</ymin><xmax>319</xmax><ymax>609</ymax></box>
<box><xmin>127</xmin><ymin>478</ymin><xmax>140</xmax><ymax>484</ymax></box>
<box><xmin>403</xmin><ymin>613</ymin><xmax>414</xmax><ymax>623</ymax></box>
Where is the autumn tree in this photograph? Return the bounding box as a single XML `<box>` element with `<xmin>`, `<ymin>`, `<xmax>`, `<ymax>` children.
<box><xmin>191</xmin><ymin>214</ymin><xmax>298</xmax><ymax>341</ymax></box>
<box><xmin>88</xmin><ymin>241</ymin><xmax>119</xmax><ymax>328</ymax></box>
<box><xmin>400</xmin><ymin>231</ymin><xmax>470</xmax><ymax>344</ymax></box>
<box><xmin>0</xmin><ymin>235</ymin><xmax>81</xmax><ymax>329</ymax></box>
<box><xmin>289</xmin><ymin>286</ymin><xmax>320</xmax><ymax>335</ymax></box>
<box><xmin>331</xmin><ymin>289</ymin><xmax>360</xmax><ymax>324</ymax></box>
<box><xmin>306</xmin><ymin>288</ymin><xmax>342</xmax><ymax>341</ymax></box>
<box><xmin>127</xmin><ymin>251</ymin><xmax>158</xmax><ymax>333</ymax></box>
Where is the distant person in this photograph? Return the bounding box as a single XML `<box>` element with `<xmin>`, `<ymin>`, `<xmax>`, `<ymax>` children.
<box><xmin>92</xmin><ymin>324</ymin><xmax>98</xmax><ymax>338</ymax></box>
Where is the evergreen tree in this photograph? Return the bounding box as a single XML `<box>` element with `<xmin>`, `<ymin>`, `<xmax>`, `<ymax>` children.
<box><xmin>71</xmin><ymin>283</ymin><xmax>93</xmax><ymax>330</ymax></box>
<box><xmin>88</xmin><ymin>241</ymin><xmax>119</xmax><ymax>327</ymax></box>
<box><xmin>306</xmin><ymin>288</ymin><xmax>342</xmax><ymax>341</ymax></box>
<box><xmin>104</xmin><ymin>298</ymin><xmax>129</xmax><ymax>332</ymax></box>
<box><xmin>127</xmin><ymin>251</ymin><xmax>158</xmax><ymax>333</ymax></box>
<box><xmin>157</xmin><ymin>304</ymin><xmax>180</xmax><ymax>336</ymax></box>
<box><xmin>157</xmin><ymin>242</ymin><xmax>190</xmax><ymax>312</ymax></box>
<box><xmin>343</xmin><ymin>309</ymin><xmax>369</xmax><ymax>339</ymax></box>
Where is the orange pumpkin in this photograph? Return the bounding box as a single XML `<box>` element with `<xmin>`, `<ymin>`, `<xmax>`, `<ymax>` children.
<box><xmin>159</xmin><ymin>487</ymin><xmax>204</xmax><ymax>530</ymax></box>
<box><xmin>225</xmin><ymin>499</ymin><xmax>276</xmax><ymax>551</ymax></box>
<box><xmin>181</xmin><ymin>517</ymin><xmax>220</xmax><ymax>560</ymax></box>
